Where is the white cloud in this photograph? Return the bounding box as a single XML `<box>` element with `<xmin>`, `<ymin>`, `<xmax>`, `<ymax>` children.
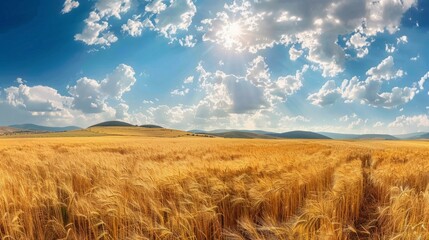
<box><xmin>115</xmin><ymin>103</ymin><xmax>130</xmax><ymax>120</ymax></box>
<box><xmin>122</xmin><ymin>16</ymin><xmax>146</xmax><ymax>37</ymax></box>
<box><xmin>5</xmin><ymin>84</ymin><xmax>72</xmax><ymax>113</ymax></box>
<box><xmin>410</xmin><ymin>55</ymin><xmax>420</xmax><ymax>61</ymax></box>
<box><xmin>388</xmin><ymin>115</ymin><xmax>429</xmax><ymax>132</ymax></box>
<box><xmin>62</xmin><ymin>0</ymin><xmax>79</xmax><ymax>14</ymax></box>
<box><xmin>179</xmin><ymin>35</ymin><xmax>197</xmax><ymax>47</ymax></box>
<box><xmin>200</xmin><ymin>0</ymin><xmax>416</xmax><ymax>77</ymax></box>
<box><xmin>289</xmin><ymin>46</ymin><xmax>303</xmax><ymax>61</ymax></box>
<box><xmin>341</xmin><ymin>76</ymin><xmax>417</xmax><ymax>109</ymax></box>
<box><xmin>347</xmin><ymin>32</ymin><xmax>370</xmax><ymax>58</ymax></box>
<box><xmin>385</xmin><ymin>44</ymin><xmax>396</xmax><ymax>53</ymax></box>
<box><xmin>373</xmin><ymin>121</ymin><xmax>384</xmax><ymax>128</ymax></box>
<box><xmin>310</xmin><ymin>56</ymin><xmax>417</xmax><ymax>109</ymax></box>
<box><xmin>366</xmin><ymin>56</ymin><xmax>404</xmax><ymax>81</ymax></box>
<box><xmin>146</xmin><ymin>0</ymin><xmax>197</xmax><ymax>41</ymax></box>
<box><xmin>397</xmin><ymin>35</ymin><xmax>408</xmax><ymax>44</ymax></box>
<box><xmin>418</xmin><ymin>72</ymin><xmax>429</xmax><ymax>90</ymax></box>
<box><xmin>75</xmin><ymin>11</ymin><xmax>118</xmax><ymax>46</ymax></box>
<box><xmin>171</xmin><ymin>87</ymin><xmax>190</xmax><ymax>96</ymax></box>
<box><xmin>307</xmin><ymin>80</ymin><xmax>342</xmax><ymax>106</ymax></box>
<box><xmin>183</xmin><ymin>76</ymin><xmax>194</xmax><ymax>84</ymax></box>
<box><xmin>75</xmin><ymin>0</ymin><xmax>131</xmax><ymax>46</ymax></box>
<box><xmin>68</xmin><ymin>64</ymin><xmax>136</xmax><ymax>113</ymax></box>
<box><xmin>193</xmin><ymin>56</ymin><xmax>307</xmax><ymax>117</ymax></box>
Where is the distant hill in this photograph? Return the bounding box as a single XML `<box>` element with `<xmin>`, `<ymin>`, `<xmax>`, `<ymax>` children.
<box><xmin>269</xmin><ymin>131</ymin><xmax>331</xmax><ymax>139</ymax></box>
<box><xmin>318</xmin><ymin>132</ymin><xmax>360</xmax><ymax>139</ymax></box>
<box><xmin>395</xmin><ymin>132</ymin><xmax>429</xmax><ymax>139</ymax></box>
<box><xmin>0</xmin><ymin>127</ymin><xmax>28</xmax><ymax>134</ymax></box>
<box><xmin>141</xmin><ymin>124</ymin><xmax>163</xmax><ymax>128</ymax></box>
<box><xmin>189</xmin><ymin>129</ymin><xmax>276</xmax><ymax>135</ymax></box>
<box><xmin>90</xmin><ymin>121</ymin><xmax>134</xmax><ymax>127</ymax></box>
<box><xmin>404</xmin><ymin>133</ymin><xmax>429</xmax><ymax>139</ymax></box>
<box><xmin>212</xmin><ymin>131</ymin><xmax>278</xmax><ymax>139</ymax></box>
<box><xmin>9</xmin><ymin>124</ymin><xmax>80</xmax><ymax>132</ymax></box>
<box><xmin>352</xmin><ymin>134</ymin><xmax>398</xmax><ymax>140</ymax></box>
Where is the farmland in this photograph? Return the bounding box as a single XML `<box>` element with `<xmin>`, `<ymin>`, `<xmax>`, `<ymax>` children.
<box><xmin>0</xmin><ymin>134</ymin><xmax>428</xmax><ymax>239</ymax></box>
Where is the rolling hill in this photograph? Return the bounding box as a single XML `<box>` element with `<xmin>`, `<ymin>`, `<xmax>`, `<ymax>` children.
<box><xmin>353</xmin><ymin>134</ymin><xmax>398</xmax><ymax>140</ymax></box>
<box><xmin>268</xmin><ymin>131</ymin><xmax>331</xmax><ymax>139</ymax></box>
<box><xmin>211</xmin><ymin>131</ymin><xmax>278</xmax><ymax>139</ymax></box>
<box><xmin>90</xmin><ymin>121</ymin><xmax>135</xmax><ymax>127</ymax></box>
<box><xmin>0</xmin><ymin>127</ymin><xmax>27</xmax><ymax>135</ymax></box>
<box><xmin>9</xmin><ymin>124</ymin><xmax>80</xmax><ymax>132</ymax></box>
<box><xmin>141</xmin><ymin>124</ymin><xmax>163</xmax><ymax>128</ymax></box>
<box><xmin>88</xmin><ymin>126</ymin><xmax>191</xmax><ymax>138</ymax></box>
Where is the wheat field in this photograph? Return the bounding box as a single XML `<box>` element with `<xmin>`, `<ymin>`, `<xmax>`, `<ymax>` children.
<box><xmin>0</xmin><ymin>136</ymin><xmax>428</xmax><ymax>239</ymax></box>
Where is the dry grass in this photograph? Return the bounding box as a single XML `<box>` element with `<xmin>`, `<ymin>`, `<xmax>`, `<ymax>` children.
<box><xmin>0</xmin><ymin>136</ymin><xmax>428</xmax><ymax>239</ymax></box>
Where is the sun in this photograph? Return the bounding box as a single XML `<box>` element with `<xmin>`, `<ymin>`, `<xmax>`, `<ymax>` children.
<box><xmin>219</xmin><ymin>22</ymin><xmax>243</xmax><ymax>49</ymax></box>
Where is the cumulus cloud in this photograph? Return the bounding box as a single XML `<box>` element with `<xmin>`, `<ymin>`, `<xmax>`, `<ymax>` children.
<box><xmin>366</xmin><ymin>56</ymin><xmax>404</xmax><ymax>81</ymax></box>
<box><xmin>200</xmin><ymin>0</ymin><xmax>416</xmax><ymax>77</ymax></box>
<box><xmin>62</xmin><ymin>0</ymin><xmax>79</xmax><ymax>14</ymax></box>
<box><xmin>68</xmin><ymin>64</ymin><xmax>136</xmax><ymax>113</ymax></box>
<box><xmin>122</xmin><ymin>15</ymin><xmax>147</xmax><ymax>37</ymax></box>
<box><xmin>0</xmin><ymin>65</ymin><xmax>139</xmax><ymax>127</ymax></box>
<box><xmin>75</xmin><ymin>11</ymin><xmax>118</xmax><ymax>46</ymax></box>
<box><xmin>388</xmin><ymin>115</ymin><xmax>429</xmax><ymax>132</ymax></box>
<box><xmin>341</xmin><ymin>76</ymin><xmax>416</xmax><ymax>108</ymax></box>
<box><xmin>5</xmin><ymin>84</ymin><xmax>72</xmax><ymax>113</ymax></box>
<box><xmin>75</xmin><ymin>0</ymin><xmax>131</xmax><ymax>46</ymax></box>
<box><xmin>347</xmin><ymin>32</ymin><xmax>370</xmax><ymax>58</ymax></box>
<box><xmin>307</xmin><ymin>80</ymin><xmax>342</xmax><ymax>106</ymax></box>
<box><xmin>309</xmin><ymin>56</ymin><xmax>417</xmax><ymax>108</ymax></box>
<box><xmin>193</xmin><ymin>56</ymin><xmax>308</xmax><ymax>117</ymax></box>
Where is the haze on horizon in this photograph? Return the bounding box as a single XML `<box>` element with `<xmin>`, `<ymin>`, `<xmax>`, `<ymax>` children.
<box><xmin>0</xmin><ymin>0</ymin><xmax>429</xmax><ymax>135</ymax></box>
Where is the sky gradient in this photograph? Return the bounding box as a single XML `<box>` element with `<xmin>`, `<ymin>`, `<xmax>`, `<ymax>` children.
<box><xmin>0</xmin><ymin>0</ymin><xmax>428</xmax><ymax>134</ymax></box>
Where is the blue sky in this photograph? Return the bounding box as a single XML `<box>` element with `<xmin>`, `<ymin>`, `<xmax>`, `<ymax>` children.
<box><xmin>0</xmin><ymin>0</ymin><xmax>428</xmax><ymax>134</ymax></box>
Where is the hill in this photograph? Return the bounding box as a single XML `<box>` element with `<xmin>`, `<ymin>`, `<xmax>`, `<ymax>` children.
<box><xmin>353</xmin><ymin>134</ymin><xmax>398</xmax><ymax>140</ymax></box>
<box><xmin>141</xmin><ymin>124</ymin><xmax>163</xmax><ymax>128</ymax></box>
<box><xmin>90</xmin><ymin>121</ymin><xmax>134</xmax><ymax>127</ymax></box>
<box><xmin>269</xmin><ymin>131</ymin><xmax>331</xmax><ymax>139</ymax></box>
<box><xmin>88</xmin><ymin>126</ymin><xmax>191</xmax><ymax>138</ymax></box>
<box><xmin>9</xmin><ymin>124</ymin><xmax>80</xmax><ymax>132</ymax></box>
<box><xmin>0</xmin><ymin>127</ymin><xmax>27</xmax><ymax>135</ymax></box>
<box><xmin>406</xmin><ymin>133</ymin><xmax>429</xmax><ymax>139</ymax></box>
<box><xmin>212</xmin><ymin>131</ymin><xmax>277</xmax><ymax>139</ymax></box>
<box><xmin>318</xmin><ymin>132</ymin><xmax>360</xmax><ymax>139</ymax></box>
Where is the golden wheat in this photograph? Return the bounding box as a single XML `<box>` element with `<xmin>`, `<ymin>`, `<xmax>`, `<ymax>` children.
<box><xmin>0</xmin><ymin>137</ymin><xmax>428</xmax><ymax>239</ymax></box>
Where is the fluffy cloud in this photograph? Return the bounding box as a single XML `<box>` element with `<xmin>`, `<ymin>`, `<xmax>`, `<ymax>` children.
<box><xmin>74</xmin><ymin>11</ymin><xmax>118</xmax><ymax>46</ymax></box>
<box><xmin>75</xmin><ymin>0</ymin><xmax>131</xmax><ymax>46</ymax></box>
<box><xmin>289</xmin><ymin>46</ymin><xmax>304</xmax><ymax>61</ymax></box>
<box><xmin>194</xmin><ymin>56</ymin><xmax>308</xmax><ymax>117</ymax></box>
<box><xmin>200</xmin><ymin>0</ymin><xmax>416</xmax><ymax>77</ymax></box>
<box><xmin>341</xmin><ymin>77</ymin><xmax>416</xmax><ymax>108</ymax></box>
<box><xmin>346</xmin><ymin>32</ymin><xmax>370</xmax><ymax>58</ymax></box>
<box><xmin>76</xmin><ymin>0</ymin><xmax>197</xmax><ymax>47</ymax></box>
<box><xmin>62</xmin><ymin>0</ymin><xmax>79</xmax><ymax>14</ymax></box>
<box><xmin>68</xmin><ymin>64</ymin><xmax>136</xmax><ymax>113</ymax></box>
<box><xmin>388</xmin><ymin>115</ymin><xmax>429</xmax><ymax>132</ymax></box>
<box><xmin>366</xmin><ymin>56</ymin><xmax>404</xmax><ymax>81</ymax></box>
<box><xmin>0</xmin><ymin>65</ymin><xmax>138</xmax><ymax>127</ymax></box>
<box><xmin>310</xmin><ymin>56</ymin><xmax>417</xmax><ymax>108</ymax></box>
<box><xmin>122</xmin><ymin>16</ymin><xmax>147</xmax><ymax>37</ymax></box>
<box><xmin>5</xmin><ymin>84</ymin><xmax>72</xmax><ymax>113</ymax></box>
<box><xmin>307</xmin><ymin>80</ymin><xmax>342</xmax><ymax>106</ymax></box>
